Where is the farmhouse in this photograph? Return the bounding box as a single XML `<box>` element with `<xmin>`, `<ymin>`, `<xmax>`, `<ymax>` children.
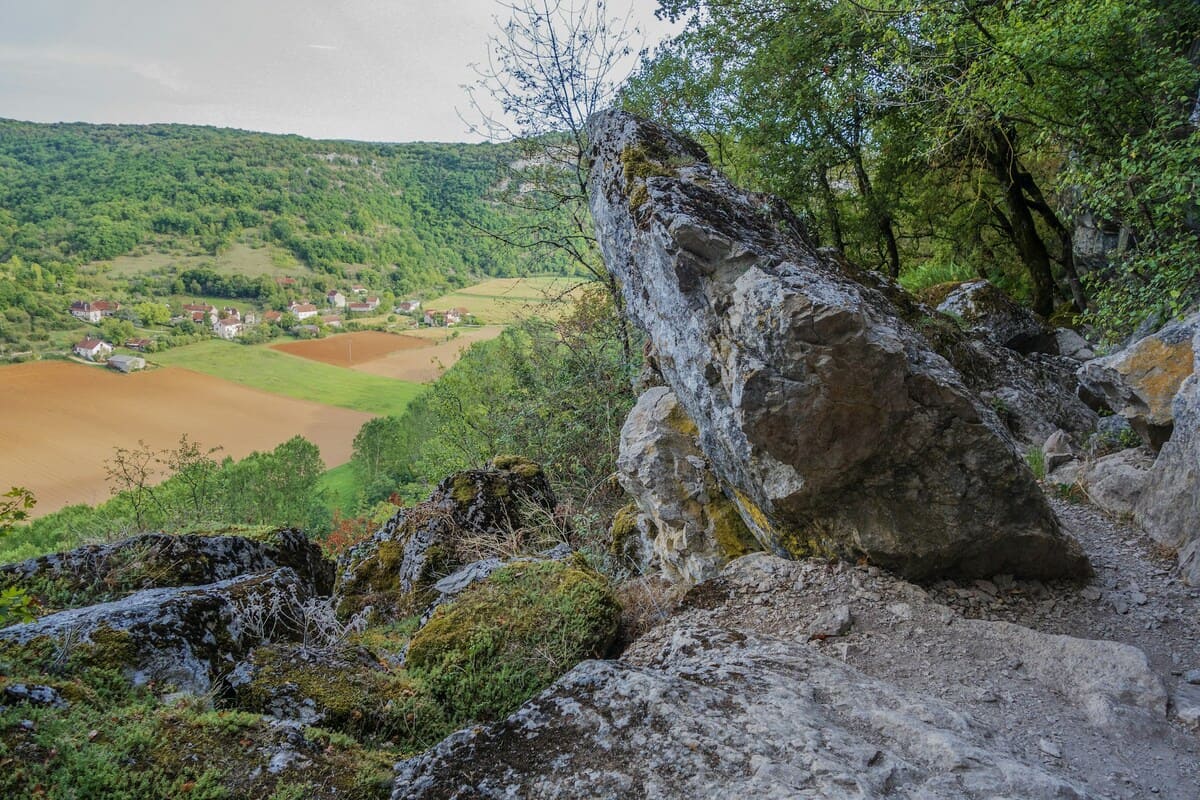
<box><xmin>73</xmin><ymin>338</ymin><xmax>113</xmax><ymax>361</ymax></box>
<box><xmin>347</xmin><ymin>301</ymin><xmax>374</xmax><ymax>314</ymax></box>
<box><xmin>69</xmin><ymin>300</ymin><xmax>120</xmax><ymax>324</ymax></box>
<box><xmin>321</xmin><ymin>315</ymin><xmax>343</xmax><ymax>328</ymax></box>
<box><xmin>106</xmin><ymin>355</ymin><xmax>146</xmax><ymax>373</ymax></box>
<box><xmin>213</xmin><ymin>318</ymin><xmax>243</xmax><ymax>340</ymax></box>
<box><xmin>183</xmin><ymin>303</ymin><xmax>216</xmax><ymax>324</ymax></box>
<box><xmin>124</xmin><ymin>338</ymin><xmax>153</xmax><ymax>351</ymax></box>
<box><xmin>262</xmin><ymin>310</ymin><xmax>283</xmax><ymax>324</ymax></box>
<box><xmin>288</xmin><ymin>301</ymin><xmax>319</xmax><ymax>320</ymax></box>
<box><xmin>326</xmin><ymin>290</ymin><xmax>347</xmax><ymax>308</ymax></box>
<box><xmin>395</xmin><ymin>300</ymin><xmax>420</xmax><ymax>314</ymax></box>
<box><xmin>423</xmin><ymin>308</ymin><xmax>464</xmax><ymax>326</ymax></box>
<box><xmin>351</xmin><ymin>284</ymin><xmax>367</xmax><ymax>295</ymax></box>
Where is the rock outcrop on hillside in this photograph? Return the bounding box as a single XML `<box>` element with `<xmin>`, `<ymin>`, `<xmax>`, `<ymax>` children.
<box><xmin>934</xmin><ymin>278</ymin><xmax>1057</xmax><ymax>353</ymax></box>
<box><xmin>394</xmin><ymin>554</ymin><xmax>1197</xmax><ymax>799</ymax></box>
<box><xmin>335</xmin><ymin>456</ymin><xmax>559</xmax><ymax>617</ymax></box>
<box><xmin>0</xmin><ymin>527</ymin><xmax>333</xmax><ymax>611</ymax></box>
<box><xmin>0</xmin><ymin>568</ymin><xmax>313</xmax><ymax>693</ymax></box>
<box><xmin>587</xmin><ymin>110</ymin><xmax>1088</xmax><ymax>580</ymax></box>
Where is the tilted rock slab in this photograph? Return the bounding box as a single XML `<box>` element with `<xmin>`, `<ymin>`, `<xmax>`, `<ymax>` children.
<box><xmin>1137</xmin><ymin>323</ymin><xmax>1200</xmax><ymax>584</ymax></box>
<box><xmin>0</xmin><ymin>568</ymin><xmax>312</xmax><ymax>693</ymax></box>
<box><xmin>935</xmin><ymin>278</ymin><xmax>1056</xmax><ymax>354</ymax></box>
<box><xmin>588</xmin><ymin>110</ymin><xmax>1087</xmax><ymax>579</ymax></box>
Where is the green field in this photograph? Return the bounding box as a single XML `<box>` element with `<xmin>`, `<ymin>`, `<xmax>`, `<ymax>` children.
<box><xmin>154</xmin><ymin>339</ymin><xmax>422</xmax><ymax>416</ymax></box>
<box><xmin>318</xmin><ymin>462</ymin><xmax>363</xmax><ymax>514</ymax></box>
<box><xmin>425</xmin><ymin>276</ymin><xmax>583</xmax><ymax>323</ymax></box>
<box><xmin>105</xmin><ymin>241</ymin><xmax>306</xmax><ymax>278</ymax></box>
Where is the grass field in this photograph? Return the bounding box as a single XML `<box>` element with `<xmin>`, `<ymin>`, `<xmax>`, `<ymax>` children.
<box><xmin>318</xmin><ymin>462</ymin><xmax>362</xmax><ymax>514</ymax></box>
<box><xmin>424</xmin><ymin>276</ymin><xmax>583</xmax><ymax>323</ymax></box>
<box><xmin>0</xmin><ymin>361</ymin><xmax>373</xmax><ymax>518</ymax></box>
<box><xmin>154</xmin><ymin>340</ymin><xmax>422</xmax><ymax>416</ymax></box>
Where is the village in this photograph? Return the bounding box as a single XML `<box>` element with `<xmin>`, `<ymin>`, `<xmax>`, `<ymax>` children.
<box><xmin>66</xmin><ymin>283</ymin><xmax>474</xmax><ymax>372</ymax></box>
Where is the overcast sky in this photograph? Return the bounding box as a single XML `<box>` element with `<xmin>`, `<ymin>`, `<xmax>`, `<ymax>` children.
<box><xmin>0</xmin><ymin>0</ymin><xmax>675</xmax><ymax>143</ymax></box>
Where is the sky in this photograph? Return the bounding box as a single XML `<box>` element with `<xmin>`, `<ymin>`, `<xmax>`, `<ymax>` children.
<box><xmin>0</xmin><ymin>0</ymin><xmax>676</xmax><ymax>143</ymax></box>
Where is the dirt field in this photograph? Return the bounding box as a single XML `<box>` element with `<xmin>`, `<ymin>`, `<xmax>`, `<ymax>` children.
<box><xmin>273</xmin><ymin>327</ymin><xmax>505</xmax><ymax>383</ymax></box>
<box><xmin>270</xmin><ymin>331</ymin><xmax>428</xmax><ymax>367</ymax></box>
<box><xmin>348</xmin><ymin>326</ymin><xmax>505</xmax><ymax>383</ymax></box>
<box><xmin>0</xmin><ymin>361</ymin><xmax>373</xmax><ymax>518</ymax></box>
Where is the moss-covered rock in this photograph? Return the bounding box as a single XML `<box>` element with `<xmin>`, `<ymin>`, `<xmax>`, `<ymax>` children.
<box><xmin>0</xmin><ymin>528</ymin><xmax>333</xmax><ymax>617</ymax></box>
<box><xmin>224</xmin><ymin>642</ymin><xmax>450</xmax><ymax>750</ymax></box>
<box><xmin>405</xmin><ymin>559</ymin><xmax>619</xmax><ymax>723</ymax></box>
<box><xmin>334</xmin><ymin>457</ymin><xmax>559</xmax><ymax>620</ymax></box>
<box><xmin>0</xmin><ymin>568</ymin><xmax>314</xmax><ymax>694</ymax></box>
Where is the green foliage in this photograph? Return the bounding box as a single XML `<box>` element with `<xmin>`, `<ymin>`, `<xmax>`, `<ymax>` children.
<box><xmin>368</xmin><ymin>288</ymin><xmax>638</xmax><ymax>510</ymax></box>
<box><xmin>630</xmin><ymin>0</ymin><xmax>1200</xmax><ymax>334</ymax></box>
<box><xmin>0</xmin><ymin>487</ymin><xmax>36</xmax><ymax>624</ymax></box>
<box><xmin>1025</xmin><ymin>446</ymin><xmax>1047</xmax><ymax>481</ymax></box>
<box><xmin>405</xmin><ymin>559</ymin><xmax>619</xmax><ymax>722</ymax></box>
<box><xmin>0</xmin><ymin>437</ymin><xmax>330</xmax><ymax>564</ymax></box>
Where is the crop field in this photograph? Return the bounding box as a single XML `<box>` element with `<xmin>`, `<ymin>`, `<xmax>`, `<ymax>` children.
<box><xmin>0</xmin><ymin>361</ymin><xmax>373</xmax><ymax>518</ymax></box>
<box><xmin>154</xmin><ymin>340</ymin><xmax>422</xmax><ymax>416</ymax></box>
<box><xmin>424</xmin><ymin>276</ymin><xmax>583</xmax><ymax>323</ymax></box>
<box><xmin>270</xmin><ymin>331</ymin><xmax>429</xmax><ymax>367</ymax></box>
<box><xmin>348</xmin><ymin>326</ymin><xmax>505</xmax><ymax>383</ymax></box>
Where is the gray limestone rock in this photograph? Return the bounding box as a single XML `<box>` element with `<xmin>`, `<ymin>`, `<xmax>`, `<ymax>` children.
<box><xmin>587</xmin><ymin>110</ymin><xmax>1088</xmax><ymax>580</ymax></box>
<box><xmin>1136</xmin><ymin>327</ymin><xmax>1200</xmax><ymax>584</ymax></box>
<box><xmin>1043</xmin><ymin>429</ymin><xmax>1075</xmax><ymax>472</ymax></box>
<box><xmin>936</xmin><ymin>279</ymin><xmax>1056</xmax><ymax>353</ymax></box>
<box><xmin>1077</xmin><ymin>312</ymin><xmax>1198</xmax><ymax>450</ymax></box>
<box><xmin>617</xmin><ymin>387</ymin><xmax>760</xmax><ymax>585</ymax></box>
<box><xmin>0</xmin><ymin>568</ymin><xmax>311</xmax><ymax>693</ymax></box>
<box><xmin>1080</xmin><ymin>448</ymin><xmax>1156</xmax><ymax>518</ymax></box>
<box><xmin>0</xmin><ymin>528</ymin><xmax>333</xmax><ymax>611</ymax></box>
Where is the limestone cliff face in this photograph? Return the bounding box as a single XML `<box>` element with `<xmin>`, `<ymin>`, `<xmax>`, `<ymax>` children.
<box><xmin>587</xmin><ymin>110</ymin><xmax>1088</xmax><ymax>580</ymax></box>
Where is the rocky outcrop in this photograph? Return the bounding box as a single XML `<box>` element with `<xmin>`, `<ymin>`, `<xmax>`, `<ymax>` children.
<box><xmin>394</xmin><ymin>554</ymin><xmax>1193</xmax><ymax>799</ymax></box>
<box><xmin>617</xmin><ymin>387</ymin><xmax>760</xmax><ymax>584</ymax></box>
<box><xmin>1077</xmin><ymin>312</ymin><xmax>1198</xmax><ymax>449</ymax></box>
<box><xmin>335</xmin><ymin>456</ymin><xmax>559</xmax><ymax>617</ymax></box>
<box><xmin>0</xmin><ymin>528</ymin><xmax>333</xmax><ymax>613</ymax></box>
<box><xmin>0</xmin><ymin>568</ymin><xmax>312</xmax><ymax>693</ymax></box>
<box><xmin>587</xmin><ymin>110</ymin><xmax>1088</xmax><ymax>580</ymax></box>
<box><xmin>1136</xmin><ymin>329</ymin><xmax>1200</xmax><ymax>584</ymax></box>
<box><xmin>1078</xmin><ymin>448</ymin><xmax>1157</xmax><ymax>518</ymax></box>
<box><xmin>935</xmin><ymin>278</ymin><xmax>1056</xmax><ymax>353</ymax></box>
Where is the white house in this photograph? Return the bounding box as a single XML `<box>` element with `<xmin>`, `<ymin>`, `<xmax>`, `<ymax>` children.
<box><xmin>288</xmin><ymin>301</ymin><xmax>319</xmax><ymax>320</ymax></box>
<box><xmin>70</xmin><ymin>300</ymin><xmax>120</xmax><ymax>324</ymax></box>
<box><xmin>327</xmin><ymin>290</ymin><xmax>347</xmax><ymax>308</ymax></box>
<box><xmin>395</xmin><ymin>300</ymin><xmax>421</xmax><ymax>314</ymax></box>
<box><xmin>213</xmin><ymin>318</ymin><xmax>243</xmax><ymax>339</ymax></box>
<box><xmin>74</xmin><ymin>337</ymin><xmax>113</xmax><ymax>361</ymax></box>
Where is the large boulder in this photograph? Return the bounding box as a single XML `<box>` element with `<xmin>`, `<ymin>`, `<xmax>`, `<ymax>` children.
<box><xmin>0</xmin><ymin>528</ymin><xmax>333</xmax><ymax>614</ymax></box>
<box><xmin>394</xmin><ymin>555</ymin><xmax>1190</xmax><ymax>799</ymax></box>
<box><xmin>1077</xmin><ymin>311</ymin><xmax>1199</xmax><ymax>449</ymax></box>
<box><xmin>617</xmin><ymin>386</ymin><xmax>760</xmax><ymax>584</ymax></box>
<box><xmin>587</xmin><ymin>110</ymin><xmax>1088</xmax><ymax>580</ymax></box>
<box><xmin>0</xmin><ymin>568</ymin><xmax>311</xmax><ymax>693</ymax></box>
<box><xmin>334</xmin><ymin>456</ymin><xmax>559</xmax><ymax>618</ymax></box>
<box><xmin>1080</xmin><ymin>447</ymin><xmax>1157</xmax><ymax>518</ymax></box>
<box><xmin>934</xmin><ymin>278</ymin><xmax>1056</xmax><ymax>353</ymax></box>
<box><xmin>1137</xmin><ymin>329</ymin><xmax>1200</xmax><ymax>584</ymax></box>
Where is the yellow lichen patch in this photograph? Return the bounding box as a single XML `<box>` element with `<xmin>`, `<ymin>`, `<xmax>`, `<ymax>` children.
<box><xmin>491</xmin><ymin>455</ymin><xmax>543</xmax><ymax>479</ymax></box>
<box><xmin>665</xmin><ymin>401</ymin><xmax>701</xmax><ymax>438</ymax></box>
<box><xmin>609</xmin><ymin>503</ymin><xmax>646</xmax><ymax>559</ymax></box>
<box><xmin>450</xmin><ymin>474</ymin><xmax>481</xmax><ymax>505</ymax></box>
<box><xmin>1121</xmin><ymin>338</ymin><xmax>1194</xmax><ymax>418</ymax></box>
<box><xmin>706</xmin><ymin>497</ymin><xmax>761</xmax><ymax>560</ymax></box>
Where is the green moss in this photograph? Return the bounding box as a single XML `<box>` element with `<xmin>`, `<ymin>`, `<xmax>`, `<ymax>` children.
<box><xmin>405</xmin><ymin>560</ymin><xmax>619</xmax><ymax>723</ymax></box>
<box><xmin>82</xmin><ymin>625</ymin><xmax>138</xmax><ymax>670</ymax></box>
<box><xmin>450</xmin><ymin>474</ymin><xmax>480</xmax><ymax>504</ymax></box>
<box><xmin>230</xmin><ymin>644</ymin><xmax>449</xmax><ymax>751</ymax></box>
<box><xmin>609</xmin><ymin>503</ymin><xmax>643</xmax><ymax>559</ymax></box>
<box><xmin>491</xmin><ymin>455</ymin><xmax>543</xmax><ymax>479</ymax></box>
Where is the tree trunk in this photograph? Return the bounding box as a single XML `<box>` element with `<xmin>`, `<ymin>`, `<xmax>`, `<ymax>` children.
<box><xmin>985</xmin><ymin>126</ymin><xmax>1057</xmax><ymax>317</ymax></box>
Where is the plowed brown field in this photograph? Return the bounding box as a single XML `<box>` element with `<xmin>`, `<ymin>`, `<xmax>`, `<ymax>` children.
<box><xmin>0</xmin><ymin>361</ymin><xmax>373</xmax><ymax>518</ymax></box>
<box><xmin>274</xmin><ymin>327</ymin><xmax>505</xmax><ymax>383</ymax></box>
<box><xmin>270</xmin><ymin>331</ymin><xmax>427</xmax><ymax>367</ymax></box>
